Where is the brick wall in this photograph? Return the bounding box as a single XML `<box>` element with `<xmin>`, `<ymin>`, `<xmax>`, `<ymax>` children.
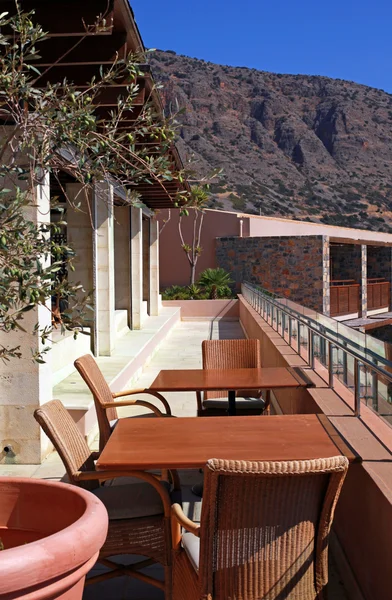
<box><xmin>216</xmin><ymin>235</ymin><xmax>324</xmax><ymax>311</ymax></box>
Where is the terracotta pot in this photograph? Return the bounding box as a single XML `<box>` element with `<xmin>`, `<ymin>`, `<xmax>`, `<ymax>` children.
<box><xmin>0</xmin><ymin>477</ymin><xmax>108</xmax><ymax>599</ymax></box>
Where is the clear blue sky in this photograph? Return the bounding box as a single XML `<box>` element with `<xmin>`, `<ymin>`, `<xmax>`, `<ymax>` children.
<box><xmin>131</xmin><ymin>0</ymin><xmax>392</xmax><ymax>93</ymax></box>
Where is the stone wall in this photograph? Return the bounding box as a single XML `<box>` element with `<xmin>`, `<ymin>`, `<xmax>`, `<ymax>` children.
<box><xmin>216</xmin><ymin>235</ymin><xmax>324</xmax><ymax>311</ymax></box>
<box><xmin>367</xmin><ymin>246</ymin><xmax>392</xmax><ymax>280</ymax></box>
<box><xmin>330</xmin><ymin>244</ymin><xmax>361</xmax><ymax>282</ymax></box>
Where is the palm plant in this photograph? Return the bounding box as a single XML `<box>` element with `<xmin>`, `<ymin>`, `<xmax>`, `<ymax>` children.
<box><xmin>187</xmin><ymin>284</ymin><xmax>202</xmax><ymax>299</ymax></box>
<box><xmin>198</xmin><ymin>268</ymin><xmax>234</xmax><ymax>300</ymax></box>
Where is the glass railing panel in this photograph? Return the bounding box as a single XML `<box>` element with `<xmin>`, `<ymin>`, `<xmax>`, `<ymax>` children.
<box><xmin>241</xmin><ymin>282</ymin><xmax>392</xmax><ymax>425</ymax></box>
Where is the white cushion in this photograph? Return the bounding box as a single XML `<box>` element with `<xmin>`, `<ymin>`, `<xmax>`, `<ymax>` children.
<box><xmin>203</xmin><ymin>397</ymin><xmax>266</xmax><ymax>410</ymax></box>
<box><xmin>182</xmin><ymin>532</ymin><xmax>200</xmax><ymax>572</ymax></box>
<box><xmin>93</xmin><ymin>480</ymin><xmax>170</xmax><ymax>520</ymax></box>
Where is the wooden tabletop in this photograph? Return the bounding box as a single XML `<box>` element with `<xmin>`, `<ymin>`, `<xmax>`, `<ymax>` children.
<box><xmin>149</xmin><ymin>367</ymin><xmax>313</xmax><ymax>392</ymax></box>
<box><xmin>96</xmin><ymin>414</ymin><xmax>357</xmax><ymax>472</ymax></box>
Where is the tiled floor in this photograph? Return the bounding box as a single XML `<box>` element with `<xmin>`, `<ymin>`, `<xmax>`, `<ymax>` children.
<box><xmin>0</xmin><ymin>318</ymin><xmax>349</xmax><ymax>599</ymax></box>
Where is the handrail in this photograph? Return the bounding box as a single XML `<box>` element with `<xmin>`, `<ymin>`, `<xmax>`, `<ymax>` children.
<box><xmin>330</xmin><ymin>279</ymin><xmax>357</xmax><ymax>286</ymax></box>
<box><xmin>241</xmin><ymin>282</ymin><xmax>392</xmax><ymax>420</ymax></box>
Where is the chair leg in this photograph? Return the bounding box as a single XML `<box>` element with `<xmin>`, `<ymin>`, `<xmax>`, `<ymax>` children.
<box><xmin>164</xmin><ymin>565</ymin><xmax>173</xmax><ymax>600</ymax></box>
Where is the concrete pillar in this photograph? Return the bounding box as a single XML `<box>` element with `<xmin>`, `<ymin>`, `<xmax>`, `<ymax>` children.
<box><xmin>66</xmin><ymin>184</ymin><xmax>93</xmax><ymax>301</ymax></box>
<box><xmin>93</xmin><ymin>181</ymin><xmax>115</xmax><ymax>356</ymax></box>
<box><xmin>322</xmin><ymin>236</ymin><xmax>331</xmax><ymax>316</ymax></box>
<box><xmin>0</xmin><ymin>172</ymin><xmax>53</xmax><ymax>464</ymax></box>
<box><xmin>360</xmin><ymin>244</ymin><xmax>367</xmax><ymax>318</ymax></box>
<box><xmin>149</xmin><ymin>218</ymin><xmax>160</xmax><ymax>316</ymax></box>
<box><xmin>142</xmin><ymin>217</ymin><xmax>150</xmax><ymax>304</ymax></box>
<box><xmin>114</xmin><ymin>205</ymin><xmax>131</xmax><ymax>314</ymax></box>
<box><xmin>131</xmin><ymin>207</ymin><xmax>143</xmax><ymax>329</ymax></box>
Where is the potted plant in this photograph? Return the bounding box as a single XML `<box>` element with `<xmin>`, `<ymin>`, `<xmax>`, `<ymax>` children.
<box><xmin>0</xmin><ymin>477</ymin><xmax>108</xmax><ymax>599</ymax></box>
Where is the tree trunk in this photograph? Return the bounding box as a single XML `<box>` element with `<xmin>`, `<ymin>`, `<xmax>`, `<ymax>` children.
<box><xmin>190</xmin><ymin>263</ymin><xmax>196</xmax><ymax>285</ymax></box>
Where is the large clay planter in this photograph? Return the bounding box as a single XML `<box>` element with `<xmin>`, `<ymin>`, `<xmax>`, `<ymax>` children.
<box><xmin>0</xmin><ymin>477</ymin><xmax>108</xmax><ymax>600</ymax></box>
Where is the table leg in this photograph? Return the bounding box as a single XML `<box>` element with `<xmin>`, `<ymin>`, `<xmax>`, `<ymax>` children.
<box><xmin>228</xmin><ymin>390</ymin><xmax>236</xmax><ymax>416</ymax></box>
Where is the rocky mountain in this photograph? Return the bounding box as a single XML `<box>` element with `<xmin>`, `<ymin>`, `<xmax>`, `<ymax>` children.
<box><xmin>150</xmin><ymin>50</ymin><xmax>392</xmax><ymax>232</ymax></box>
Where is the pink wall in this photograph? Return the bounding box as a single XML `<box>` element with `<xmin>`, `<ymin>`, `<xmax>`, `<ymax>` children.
<box><xmin>158</xmin><ymin>209</ymin><xmax>242</xmax><ymax>288</ymax></box>
<box><xmin>162</xmin><ymin>299</ymin><xmax>239</xmax><ymax>320</ymax></box>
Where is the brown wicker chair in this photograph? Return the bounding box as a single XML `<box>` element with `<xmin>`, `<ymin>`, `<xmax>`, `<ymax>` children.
<box><xmin>197</xmin><ymin>339</ymin><xmax>268</xmax><ymax>416</ymax></box>
<box><xmin>171</xmin><ymin>456</ymin><xmax>349</xmax><ymax>600</ymax></box>
<box><xmin>74</xmin><ymin>354</ymin><xmax>172</xmax><ymax>452</ymax></box>
<box><xmin>34</xmin><ymin>399</ymin><xmax>175</xmax><ymax>598</ymax></box>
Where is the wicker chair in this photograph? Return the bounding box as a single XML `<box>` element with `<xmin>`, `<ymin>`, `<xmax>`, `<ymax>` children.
<box><xmin>74</xmin><ymin>354</ymin><xmax>172</xmax><ymax>452</ymax></box>
<box><xmin>197</xmin><ymin>339</ymin><xmax>268</xmax><ymax>416</ymax></box>
<box><xmin>171</xmin><ymin>456</ymin><xmax>349</xmax><ymax>600</ymax></box>
<box><xmin>34</xmin><ymin>399</ymin><xmax>175</xmax><ymax>598</ymax></box>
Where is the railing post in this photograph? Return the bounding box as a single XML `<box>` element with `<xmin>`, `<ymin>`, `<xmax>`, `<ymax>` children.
<box><xmin>342</xmin><ymin>341</ymin><xmax>348</xmax><ymax>385</ymax></box>
<box><xmin>354</xmin><ymin>359</ymin><xmax>362</xmax><ymax>417</ymax></box>
<box><xmin>308</xmin><ymin>329</ymin><xmax>314</xmax><ymax>368</ymax></box>
<box><xmin>297</xmin><ymin>321</ymin><xmax>301</xmax><ymax>354</ymax></box>
<box><xmin>328</xmin><ymin>343</ymin><xmax>335</xmax><ymax>389</ymax></box>
<box><xmin>371</xmin><ymin>360</ymin><xmax>379</xmax><ymax>412</ymax></box>
<box><xmin>288</xmin><ymin>316</ymin><xmax>292</xmax><ymax>346</ymax></box>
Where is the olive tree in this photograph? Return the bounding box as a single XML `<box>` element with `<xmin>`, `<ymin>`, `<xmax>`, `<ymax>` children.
<box><xmin>0</xmin><ymin>3</ymin><xmax>187</xmax><ymax>360</ymax></box>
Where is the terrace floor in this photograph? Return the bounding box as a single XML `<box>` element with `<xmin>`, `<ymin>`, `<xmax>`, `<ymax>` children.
<box><xmin>0</xmin><ymin>319</ymin><xmax>349</xmax><ymax>599</ymax></box>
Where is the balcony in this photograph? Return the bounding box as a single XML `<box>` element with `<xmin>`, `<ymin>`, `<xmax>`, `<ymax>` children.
<box><xmin>330</xmin><ymin>278</ymin><xmax>390</xmax><ymax>317</ymax></box>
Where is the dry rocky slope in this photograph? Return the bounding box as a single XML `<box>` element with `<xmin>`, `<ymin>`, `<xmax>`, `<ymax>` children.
<box><xmin>151</xmin><ymin>50</ymin><xmax>392</xmax><ymax>232</ymax></box>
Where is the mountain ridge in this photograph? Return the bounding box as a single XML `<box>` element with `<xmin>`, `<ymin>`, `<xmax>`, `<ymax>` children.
<box><xmin>150</xmin><ymin>50</ymin><xmax>392</xmax><ymax>233</ymax></box>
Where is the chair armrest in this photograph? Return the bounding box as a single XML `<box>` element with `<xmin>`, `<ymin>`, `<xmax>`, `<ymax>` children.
<box><xmin>172</xmin><ymin>503</ymin><xmax>200</xmax><ymax>537</ymax></box>
<box><xmin>75</xmin><ymin>469</ymin><xmax>172</xmax><ymax>517</ymax></box>
<box><xmin>101</xmin><ymin>399</ymin><xmax>164</xmax><ymax>417</ymax></box>
<box><xmin>112</xmin><ymin>389</ymin><xmax>172</xmax><ymax>415</ymax></box>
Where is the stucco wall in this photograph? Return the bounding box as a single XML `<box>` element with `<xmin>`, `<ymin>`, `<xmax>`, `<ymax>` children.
<box><xmin>162</xmin><ymin>299</ymin><xmax>239</xmax><ymax>320</ymax></box>
<box><xmin>158</xmin><ymin>209</ymin><xmax>242</xmax><ymax>288</ymax></box>
<box><xmin>216</xmin><ymin>235</ymin><xmax>325</xmax><ymax>311</ymax></box>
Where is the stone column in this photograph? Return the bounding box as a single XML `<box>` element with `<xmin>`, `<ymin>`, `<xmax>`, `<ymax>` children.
<box><xmin>322</xmin><ymin>236</ymin><xmax>331</xmax><ymax>316</ymax></box>
<box><xmin>130</xmin><ymin>206</ymin><xmax>143</xmax><ymax>329</ymax></box>
<box><xmin>66</xmin><ymin>184</ymin><xmax>93</xmax><ymax>300</ymax></box>
<box><xmin>149</xmin><ymin>218</ymin><xmax>159</xmax><ymax>316</ymax></box>
<box><xmin>359</xmin><ymin>244</ymin><xmax>367</xmax><ymax>318</ymax></box>
<box><xmin>0</xmin><ymin>172</ymin><xmax>53</xmax><ymax>464</ymax></box>
<box><xmin>114</xmin><ymin>205</ymin><xmax>131</xmax><ymax>316</ymax></box>
<box><xmin>93</xmin><ymin>181</ymin><xmax>115</xmax><ymax>356</ymax></box>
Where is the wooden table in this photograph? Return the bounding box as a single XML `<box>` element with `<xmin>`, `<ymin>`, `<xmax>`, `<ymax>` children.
<box><xmin>96</xmin><ymin>414</ymin><xmax>358</xmax><ymax>472</ymax></box>
<box><xmin>149</xmin><ymin>367</ymin><xmax>314</xmax><ymax>416</ymax></box>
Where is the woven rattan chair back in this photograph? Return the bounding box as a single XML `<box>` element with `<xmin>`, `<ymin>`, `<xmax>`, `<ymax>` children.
<box><xmin>34</xmin><ymin>399</ymin><xmax>98</xmax><ymax>491</ymax></box>
<box><xmin>202</xmin><ymin>338</ymin><xmax>261</xmax><ymax>399</ymax></box>
<box><xmin>74</xmin><ymin>354</ymin><xmax>116</xmax><ymax>449</ymax></box>
<box><xmin>198</xmin><ymin>456</ymin><xmax>349</xmax><ymax>600</ymax></box>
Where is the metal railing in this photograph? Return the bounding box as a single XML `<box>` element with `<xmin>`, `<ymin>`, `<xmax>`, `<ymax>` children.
<box><xmin>242</xmin><ymin>282</ymin><xmax>392</xmax><ymax>422</ymax></box>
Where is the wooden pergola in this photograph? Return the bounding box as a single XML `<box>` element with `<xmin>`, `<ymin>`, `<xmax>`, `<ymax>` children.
<box><xmin>0</xmin><ymin>0</ymin><xmax>188</xmax><ymax>208</ymax></box>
